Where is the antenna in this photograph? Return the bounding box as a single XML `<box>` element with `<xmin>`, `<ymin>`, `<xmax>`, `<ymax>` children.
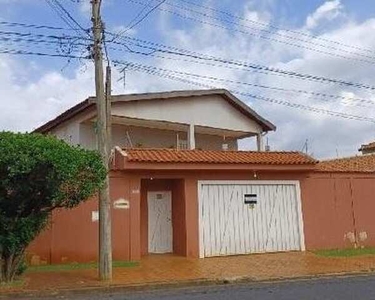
<box><xmin>301</xmin><ymin>138</ymin><xmax>309</xmax><ymax>154</ymax></box>
<box><xmin>126</xmin><ymin>131</ymin><xmax>133</xmax><ymax>148</ymax></box>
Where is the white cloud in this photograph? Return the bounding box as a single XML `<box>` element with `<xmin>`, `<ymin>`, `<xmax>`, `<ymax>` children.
<box><xmin>79</xmin><ymin>0</ymin><xmax>91</xmax><ymax>14</ymax></box>
<box><xmin>241</xmin><ymin>2</ymin><xmax>271</xmax><ymax>26</ymax></box>
<box><xmin>153</xmin><ymin>1</ymin><xmax>375</xmax><ymax>158</ymax></box>
<box><xmin>306</xmin><ymin>0</ymin><xmax>343</xmax><ymax>29</ymax></box>
<box><xmin>0</xmin><ymin>57</ymin><xmax>93</xmax><ymax>132</ymax></box>
<box><xmin>110</xmin><ymin>25</ymin><xmax>137</xmax><ymax>37</ymax></box>
<box><xmin>1</xmin><ymin>0</ymin><xmax>375</xmax><ymax>159</ymax></box>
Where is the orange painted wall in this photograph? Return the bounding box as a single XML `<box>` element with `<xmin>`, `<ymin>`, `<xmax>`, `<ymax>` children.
<box><xmin>351</xmin><ymin>177</ymin><xmax>375</xmax><ymax>247</ymax></box>
<box><xmin>301</xmin><ymin>176</ymin><xmax>354</xmax><ymax>249</ymax></box>
<box><xmin>27</xmin><ymin>168</ymin><xmax>375</xmax><ymax>264</ymax></box>
<box><xmin>302</xmin><ymin>173</ymin><xmax>375</xmax><ymax>250</ymax></box>
<box><xmin>172</xmin><ymin>179</ymin><xmax>187</xmax><ymax>256</ymax></box>
<box><xmin>133</xmin><ymin>170</ymin><xmax>309</xmax><ymax>258</ymax></box>
<box><xmin>27</xmin><ymin>172</ymin><xmax>141</xmax><ymax>264</ymax></box>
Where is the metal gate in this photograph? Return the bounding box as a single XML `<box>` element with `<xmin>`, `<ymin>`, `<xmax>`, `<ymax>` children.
<box><xmin>198</xmin><ymin>181</ymin><xmax>305</xmax><ymax>258</ymax></box>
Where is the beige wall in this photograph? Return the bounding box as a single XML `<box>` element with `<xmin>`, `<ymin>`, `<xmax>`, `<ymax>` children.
<box><xmin>50</xmin><ymin>121</ymin><xmax>80</xmax><ymax>145</ymax></box>
<box><xmin>48</xmin><ymin>94</ymin><xmax>263</xmax><ymax>150</ymax></box>
<box><xmin>78</xmin><ymin>123</ymin><xmax>237</xmax><ymax>150</ymax></box>
<box><xmin>111</xmin><ymin>95</ymin><xmax>263</xmax><ymax>134</ymax></box>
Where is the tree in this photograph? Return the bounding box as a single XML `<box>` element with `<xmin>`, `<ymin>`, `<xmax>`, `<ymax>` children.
<box><xmin>0</xmin><ymin>132</ymin><xmax>106</xmax><ymax>283</ymax></box>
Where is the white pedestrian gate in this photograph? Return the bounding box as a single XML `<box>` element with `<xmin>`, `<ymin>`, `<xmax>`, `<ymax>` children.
<box><xmin>148</xmin><ymin>191</ymin><xmax>173</xmax><ymax>253</ymax></box>
<box><xmin>198</xmin><ymin>181</ymin><xmax>305</xmax><ymax>258</ymax></box>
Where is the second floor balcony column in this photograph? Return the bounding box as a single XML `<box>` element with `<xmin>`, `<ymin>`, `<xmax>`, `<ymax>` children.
<box><xmin>188</xmin><ymin>124</ymin><xmax>195</xmax><ymax>150</ymax></box>
<box><xmin>256</xmin><ymin>132</ymin><xmax>265</xmax><ymax>151</ymax></box>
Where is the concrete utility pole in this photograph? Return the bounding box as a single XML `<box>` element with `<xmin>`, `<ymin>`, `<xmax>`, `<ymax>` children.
<box><xmin>105</xmin><ymin>65</ymin><xmax>112</xmax><ymax>146</ymax></box>
<box><xmin>91</xmin><ymin>0</ymin><xmax>112</xmax><ymax>281</ymax></box>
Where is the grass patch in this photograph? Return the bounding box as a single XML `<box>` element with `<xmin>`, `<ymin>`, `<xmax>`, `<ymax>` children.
<box><xmin>26</xmin><ymin>261</ymin><xmax>139</xmax><ymax>273</ymax></box>
<box><xmin>0</xmin><ymin>279</ymin><xmax>25</xmax><ymax>289</ymax></box>
<box><xmin>314</xmin><ymin>248</ymin><xmax>375</xmax><ymax>258</ymax></box>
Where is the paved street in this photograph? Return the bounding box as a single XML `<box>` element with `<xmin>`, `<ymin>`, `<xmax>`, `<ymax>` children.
<box><xmin>14</xmin><ymin>274</ymin><xmax>375</xmax><ymax>300</ymax></box>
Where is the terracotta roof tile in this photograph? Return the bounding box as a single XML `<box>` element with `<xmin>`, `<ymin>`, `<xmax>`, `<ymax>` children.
<box><xmin>124</xmin><ymin>148</ymin><xmax>317</xmax><ymax>165</ymax></box>
<box><xmin>316</xmin><ymin>154</ymin><xmax>375</xmax><ymax>173</ymax></box>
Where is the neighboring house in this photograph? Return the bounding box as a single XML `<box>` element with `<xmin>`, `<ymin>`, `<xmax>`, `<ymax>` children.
<box><xmin>359</xmin><ymin>141</ymin><xmax>375</xmax><ymax>155</ymax></box>
<box><xmin>27</xmin><ymin>89</ymin><xmax>375</xmax><ymax>265</ymax></box>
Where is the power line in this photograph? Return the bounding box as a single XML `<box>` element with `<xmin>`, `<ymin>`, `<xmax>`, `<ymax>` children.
<box><xmin>77</xmin><ymin>39</ymin><xmax>375</xmax><ymax>108</ymax></box>
<box><xmin>0</xmin><ymin>36</ymin><xmax>87</xmax><ymax>54</ymax></box>
<box><xmin>5</xmin><ymin>20</ymin><xmax>375</xmax><ymax>92</ymax></box>
<box><xmin>0</xmin><ymin>47</ymin><xmax>87</xmax><ymax>59</ymax></box>
<box><xmin>111</xmin><ymin>0</ymin><xmax>166</xmax><ymax>42</ymax></box>
<box><xmin>106</xmin><ymin>42</ymin><xmax>375</xmax><ymax>107</ymax></box>
<box><xmin>50</xmin><ymin>0</ymin><xmax>89</xmax><ymax>34</ymax></box>
<box><xmin>124</xmin><ymin>0</ymin><xmax>375</xmax><ymax>65</ymax></box>
<box><xmin>2</xmin><ymin>41</ymin><xmax>372</xmax><ymax>123</ymax></box>
<box><xmin>114</xmin><ymin>61</ymin><xmax>375</xmax><ymax>108</ymax></box>
<box><xmin>106</xmin><ymin>33</ymin><xmax>375</xmax><ymax>91</ymax></box>
<box><xmin>114</xmin><ymin>60</ymin><xmax>375</xmax><ymax>123</ymax></box>
<box><xmin>174</xmin><ymin>0</ymin><xmax>375</xmax><ymax>55</ymax></box>
<box><xmin>0</xmin><ymin>21</ymin><xmax>73</xmax><ymax>31</ymax></box>
<box><xmin>158</xmin><ymin>0</ymin><xmax>375</xmax><ymax>62</ymax></box>
<box><xmin>0</xmin><ymin>30</ymin><xmax>89</xmax><ymax>41</ymax></box>
<box><xmin>44</xmin><ymin>0</ymin><xmax>90</xmax><ymax>37</ymax></box>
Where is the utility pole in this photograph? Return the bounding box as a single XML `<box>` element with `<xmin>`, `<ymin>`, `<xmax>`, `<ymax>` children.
<box><xmin>105</xmin><ymin>65</ymin><xmax>112</xmax><ymax>145</ymax></box>
<box><xmin>91</xmin><ymin>0</ymin><xmax>112</xmax><ymax>281</ymax></box>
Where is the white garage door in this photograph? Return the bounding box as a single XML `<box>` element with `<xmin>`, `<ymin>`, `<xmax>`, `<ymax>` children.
<box><xmin>198</xmin><ymin>181</ymin><xmax>305</xmax><ymax>258</ymax></box>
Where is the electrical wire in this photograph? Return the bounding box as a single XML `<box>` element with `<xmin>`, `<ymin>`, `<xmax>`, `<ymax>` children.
<box><xmin>4</xmin><ymin>29</ymin><xmax>373</xmax><ymax>109</ymax></box>
<box><xmin>114</xmin><ymin>61</ymin><xmax>375</xmax><ymax>108</ymax></box>
<box><xmin>0</xmin><ymin>47</ymin><xmax>87</xmax><ymax>59</ymax></box>
<box><xmin>115</xmin><ymin>61</ymin><xmax>375</xmax><ymax>123</ymax></box>
<box><xmin>106</xmin><ymin>33</ymin><xmax>375</xmax><ymax>91</ymax></box>
<box><xmin>124</xmin><ymin>0</ymin><xmax>375</xmax><ymax>65</ymax></box>
<box><xmin>111</xmin><ymin>0</ymin><xmax>166</xmax><ymax>42</ymax></box>
<box><xmin>44</xmin><ymin>0</ymin><xmax>90</xmax><ymax>37</ymax></box>
<box><xmin>0</xmin><ymin>21</ymin><xmax>72</xmax><ymax>31</ymax></box>
<box><xmin>174</xmin><ymin>0</ymin><xmax>375</xmax><ymax>55</ymax></box>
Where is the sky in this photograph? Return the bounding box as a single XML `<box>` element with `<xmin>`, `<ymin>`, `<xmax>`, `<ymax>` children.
<box><xmin>1</xmin><ymin>0</ymin><xmax>375</xmax><ymax>158</ymax></box>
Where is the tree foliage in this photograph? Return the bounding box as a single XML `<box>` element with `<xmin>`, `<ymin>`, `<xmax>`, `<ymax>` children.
<box><xmin>0</xmin><ymin>132</ymin><xmax>106</xmax><ymax>282</ymax></box>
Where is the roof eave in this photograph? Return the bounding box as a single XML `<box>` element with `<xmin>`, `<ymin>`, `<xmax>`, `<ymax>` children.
<box><xmin>34</xmin><ymin>89</ymin><xmax>276</xmax><ymax>134</ymax></box>
<box><xmin>33</xmin><ymin>99</ymin><xmax>93</xmax><ymax>134</ymax></box>
<box><xmin>116</xmin><ymin>161</ymin><xmax>316</xmax><ymax>171</ymax></box>
<box><xmin>220</xmin><ymin>90</ymin><xmax>276</xmax><ymax>132</ymax></box>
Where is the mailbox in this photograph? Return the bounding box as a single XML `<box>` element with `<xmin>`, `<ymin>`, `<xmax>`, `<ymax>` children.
<box><xmin>244</xmin><ymin>194</ymin><xmax>257</xmax><ymax>208</ymax></box>
<box><xmin>113</xmin><ymin>198</ymin><xmax>130</xmax><ymax>210</ymax></box>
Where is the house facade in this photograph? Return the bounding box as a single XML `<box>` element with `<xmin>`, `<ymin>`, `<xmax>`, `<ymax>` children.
<box><xmin>27</xmin><ymin>89</ymin><xmax>375</xmax><ymax>265</ymax></box>
<box><xmin>38</xmin><ymin>89</ymin><xmax>275</xmax><ymax>152</ymax></box>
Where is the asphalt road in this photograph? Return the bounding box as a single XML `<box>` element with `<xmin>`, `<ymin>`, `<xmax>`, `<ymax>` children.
<box><xmin>12</xmin><ymin>274</ymin><xmax>375</xmax><ymax>300</ymax></box>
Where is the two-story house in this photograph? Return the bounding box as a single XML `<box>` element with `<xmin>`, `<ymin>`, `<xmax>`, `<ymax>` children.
<box><xmin>36</xmin><ymin>89</ymin><xmax>275</xmax><ymax>151</ymax></box>
<box><xmin>29</xmin><ymin>89</ymin><xmax>318</xmax><ymax>264</ymax></box>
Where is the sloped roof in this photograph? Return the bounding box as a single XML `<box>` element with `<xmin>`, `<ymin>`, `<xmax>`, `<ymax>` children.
<box><xmin>123</xmin><ymin>148</ymin><xmax>317</xmax><ymax>165</ymax></box>
<box><xmin>33</xmin><ymin>89</ymin><xmax>276</xmax><ymax>133</ymax></box>
<box><xmin>359</xmin><ymin>142</ymin><xmax>375</xmax><ymax>152</ymax></box>
<box><xmin>316</xmin><ymin>154</ymin><xmax>375</xmax><ymax>173</ymax></box>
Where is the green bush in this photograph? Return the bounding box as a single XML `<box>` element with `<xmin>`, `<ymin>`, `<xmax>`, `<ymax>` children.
<box><xmin>0</xmin><ymin>132</ymin><xmax>106</xmax><ymax>282</ymax></box>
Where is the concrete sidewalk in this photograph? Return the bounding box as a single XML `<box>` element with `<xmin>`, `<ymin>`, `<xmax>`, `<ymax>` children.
<box><xmin>2</xmin><ymin>252</ymin><xmax>375</xmax><ymax>296</ymax></box>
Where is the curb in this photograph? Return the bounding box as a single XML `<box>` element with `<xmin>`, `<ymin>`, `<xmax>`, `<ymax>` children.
<box><xmin>2</xmin><ymin>269</ymin><xmax>375</xmax><ymax>299</ymax></box>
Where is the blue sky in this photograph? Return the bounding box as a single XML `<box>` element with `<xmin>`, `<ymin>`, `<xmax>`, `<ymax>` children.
<box><xmin>1</xmin><ymin>0</ymin><xmax>375</xmax><ymax>158</ymax></box>
<box><xmin>3</xmin><ymin>0</ymin><xmax>374</xmax><ymax>73</ymax></box>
